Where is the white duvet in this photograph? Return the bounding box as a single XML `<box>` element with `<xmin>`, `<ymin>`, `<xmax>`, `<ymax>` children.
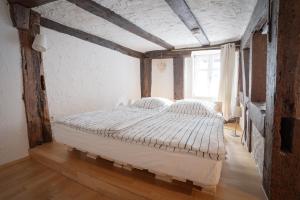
<box><xmin>55</xmin><ymin>106</ymin><xmax>161</xmax><ymax>135</ymax></box>
<box><xmin>115</xmin><ymin>112</ymin><xmax>225</xmax><ymax>160</ymax></box>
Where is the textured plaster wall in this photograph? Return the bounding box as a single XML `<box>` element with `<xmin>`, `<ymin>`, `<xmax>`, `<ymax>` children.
<box><xmin>0</xmin><ymin>1</ymin><xmax>29</xmax><ymax>165</ymax></box>
<box><xmin>151</xmin><ymin>59</ymin><xmax>174</xmax><ymax>100</ymax></box>
<box><xmin>41</xmin><ymin>28</ymin><xmax>141</xmax><ymax>119</ymax></box>
<box><xmin>251</xmin><ymin>125</ymin><xmax>264</xmax><ymax>177</ymax></box>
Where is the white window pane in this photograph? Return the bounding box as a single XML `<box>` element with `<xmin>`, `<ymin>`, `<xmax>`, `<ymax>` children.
<box><xmin>194</xmin><ymin>55</ymin><xmax>209</xmax><ymax>70</ymax></box>
<box><xmin>192</xmin><ymin>50</ymin><xmax>221</xmax><ymax>100</ymax></box>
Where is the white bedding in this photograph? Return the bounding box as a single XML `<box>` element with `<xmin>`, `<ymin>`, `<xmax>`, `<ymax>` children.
<box><xmin>52</xmin><ymin>123</ymin><xmax>223</xmax><ymax>187</ymax></box>
<box><xmin>55</xmin><ymin>105</ymin><xmax>161</xmax><ymax>135</ymax></box>
<box><xmin>115</xmin><ymin>112</ymin><xmax>225</xmax><ymax>161</ymax></box>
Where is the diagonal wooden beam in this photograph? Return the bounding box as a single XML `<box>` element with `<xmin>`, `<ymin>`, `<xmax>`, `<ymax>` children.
<box><xmin>165</xmin><ymin>0</ymin><xmax>209</xmax><ymax>46</ymax></box>
<box><xmin>67</xmin><ymin>0</ymin><xmax>174</xmax><ymax>50</ymax></box>
<box><xmin>8</xmin><ymin>0</ymin><xmax>58</xmax><ymax>8</ymax></box>
<box><xmin>240</xmin><ymin>0</ymin><xmax>267</xmax><ymax>48</ymax></box>
<box><xmin>40</xmin><ymin>18</ymin><xmax>143</xmax><ymax>58</ymax></box>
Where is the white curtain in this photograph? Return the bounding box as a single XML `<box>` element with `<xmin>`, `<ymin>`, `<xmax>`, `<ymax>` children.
<box><xmin>218</xmin><ymin>43</ymin><xmax>237</xmax><ymax>121</ymax></box>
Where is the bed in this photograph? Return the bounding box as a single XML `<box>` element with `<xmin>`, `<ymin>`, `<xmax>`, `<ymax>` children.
<box><xmin>52</xmin><ymin>98</ymin><xmax>225</xmax><ymax>189</ymax></box>
<box><xmin>55</xmin><ymin>97</ymin><xmax>172</xmax><ymax>135</ymax></box>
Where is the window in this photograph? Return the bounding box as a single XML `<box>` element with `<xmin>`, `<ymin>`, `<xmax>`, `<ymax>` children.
<box><xmin>191</xmin><ymin>50</ymin><xmax>221</xmax><ymax>100</ymax></box>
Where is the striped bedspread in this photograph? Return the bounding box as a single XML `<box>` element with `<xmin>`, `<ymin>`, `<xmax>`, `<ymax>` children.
<box><xmin>55</xmin><ymin>106</ymin><xmax>159</xmax><ymax>135</ymax></box>
<box><xmin>114</xmin><ymin>112</ymin><xmax>225</xmax><ymax>161</ymax></box>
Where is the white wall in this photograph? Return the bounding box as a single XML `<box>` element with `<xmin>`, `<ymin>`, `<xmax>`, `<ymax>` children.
<box><xmin>41</xmin><ymin>28</ymin><xmax>141</xmax><ymax>119</ymax></box>
<box><xmin>151</xmin><ymin>59</ymin><xmax>174</xmax><ymax>100</ymax></box>
<box><xmin>0</xmin><ymin>1</ymin><xmax>29</xmax><ymax>165</ymax></box>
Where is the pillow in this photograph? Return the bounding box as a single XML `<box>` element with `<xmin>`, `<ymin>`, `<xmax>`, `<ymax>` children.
<box><xmin>131</xmin><ymin>97</ymin><xmax>172</xmax><ymax>109</ymax></box>
<box><xmin>167</xmin><ymin>100</ymin><xmax>216</xmax><ymax>116</ymax></box>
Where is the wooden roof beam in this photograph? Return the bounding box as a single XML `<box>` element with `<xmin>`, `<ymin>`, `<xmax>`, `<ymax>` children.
<box><xmin>67</xmin><ymin>0</ymin><xmax>174</xmax><ymax>50</ymax></box>
<box><xmin>40</xmin><ymin>18</ymin><xmax>143</xmax><ymax>58</ymax></box>
<box><xmin>240</xmin><ymin>0</ymin><xmax>268</xmax><ymax>48</ymax></box>
<box><xmin>8</xmin><ymin>0</ymin><xmax>58</xmax><ymax>8</ymax></box>
<box><xmin>145</xmin><ymin>41</ymin><xmax>240</xmax><ymax>59</ymax></box>
<box><xmin>165</xmin><ymin>0</ymin><xmax>209</xmax><ymax>46</ymax></box>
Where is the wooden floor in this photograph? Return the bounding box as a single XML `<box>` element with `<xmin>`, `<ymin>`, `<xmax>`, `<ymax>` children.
<box><xmin>0</xmin><ymin>126</ymin><xmax>266</xmax><ymax>200</ymax></box>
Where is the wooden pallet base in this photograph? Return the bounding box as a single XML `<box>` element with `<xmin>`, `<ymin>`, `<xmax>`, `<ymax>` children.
<box><xmin>30</xmin><ymin>143</ymin><xmax>217</xmax><ymax>199</ymax></box>
<box><xmin>66</xmin><ymin>146</ymin><xmax>215</xmax><ymax>192</ymax></box>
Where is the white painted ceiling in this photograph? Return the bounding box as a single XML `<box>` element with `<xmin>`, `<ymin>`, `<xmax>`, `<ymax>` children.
<box><xmin>35</xmin><ymin>0</ymin><xmax>257</xmax><ymax>53</ymax></box>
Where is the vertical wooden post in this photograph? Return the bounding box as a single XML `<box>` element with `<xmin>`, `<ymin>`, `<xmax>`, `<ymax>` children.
<box><xmin>173</xmin><ymin>56</ymin><xmax>184</xmax><ymax>100</ymax></box>
<box><xmin>264</xmin><ymin>0</ymin><xmax>300</xmax><ymax>199</ymax></box>
<box><xmin>10</xmin><ymin>4</ymin><xmax>52</xmax><ymax>148</ymax></box>
<box><xmin>140</xmin><ymin>58</ymin><xmax>152</xmax><ymax>97</ymax></box>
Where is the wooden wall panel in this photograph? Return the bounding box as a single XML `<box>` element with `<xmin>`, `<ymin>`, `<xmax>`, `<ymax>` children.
<box><xmin>173</xmin><ymin>56</ymin><xmax>184</xmax><ymax>100</ymax></box>
<box><xmin>250</xmin><ymin>32</ymin><xmax>267</xmax><ymax>102</ymax></box>
<box><xmin>14</xmin><ymin>9</ymin><xmax>52</xmax><ymax>148</ymax></box>
<box><xmin>140</xmin><ymin>58</ymin><xmax>152</xmax><ymax>97</ymax></box>
<box><xmin>241</xmin><ymin>48</ymin><xmax>250</xmax><ymax>99</ymax></box>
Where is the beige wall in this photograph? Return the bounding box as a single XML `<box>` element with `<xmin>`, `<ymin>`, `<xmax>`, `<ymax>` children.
<box><xmin>0</xmin><ymin>1</ymin><xmax>29</xmax><ymax>165</ymax></box>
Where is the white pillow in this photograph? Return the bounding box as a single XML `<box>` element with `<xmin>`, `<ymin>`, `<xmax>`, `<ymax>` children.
<box><xmin>167</xmin><ymin>100</ymin><xmax>216</xmax><ymax>116</ymax></box>
<box><xmin>132</xmin><ymin>97</ymin><xmax>172</xmax><ymax>109</ymax></box>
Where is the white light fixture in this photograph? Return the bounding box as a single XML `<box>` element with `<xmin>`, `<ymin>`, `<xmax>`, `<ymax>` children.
<box><xmin>157</xmin><ymin>52</ymin><xmax>167</xmax><ymax>71</ymax></box>
<box><xmin>157</xmin><ymin>60</ymin><xmax>167</xmax><ymax>71</ymax></box>
<box><xmin>32</xmin><ymin>34</ymin><xmax>48</xmax><ymax>52</ymax></box>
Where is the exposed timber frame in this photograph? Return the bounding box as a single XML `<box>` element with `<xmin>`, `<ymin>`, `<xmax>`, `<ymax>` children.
<box><xmin>40</xmin><ymin>18</ymin><xmax>143</xmax><ymax>59</ymax></box>
<box><xmin>239</xmin><ymin>0</ymin><xmax>300</xmax><ymax>199</ymax></box>
<box><xmin>241</xmin><ymin>0</ymin><xmax>268</xmax><ymax>48</ymax></box>
<box><xmin>173</xmin><ymin>56</ymin><xmax>184</xmax><ymax>100</ymax></box>
<box><xmin>140</xmin><ymin>58</ymin><xmax>152</xmax><ymax>97</ymax></box>
<box><xmin>263</xmin><ymin>0</ymin><xmax>300</xmax><ymax>199</ymax></box>
<box><xmin>10</xmin><ymin>4</ymin><xmax>52</xmax><ymax>148</ymax></box>
<box><xmin>8</xmin><ymin>0</ymin><xmax>58</xmax><ymax>8</ymax></box>
<box><xmin>165</xmin><ymin>0</ymin><xmax>209</xmax><ymax>46</ymax></box>
<box><xmin>145</xmin><ymin>41</ymin><xmax>240</xmax><ymax>59</ymax></box>
<box><xmin>67</xmin><ymin>0</ymin><xmax>174</xmax><ymax>50</ymax></box>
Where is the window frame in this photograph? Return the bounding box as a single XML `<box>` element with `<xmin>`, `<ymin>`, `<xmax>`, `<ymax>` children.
<box><xmin>191</xmin><ymin>50</ymin><xmax>221</xmax><ymax>101</ymax></box>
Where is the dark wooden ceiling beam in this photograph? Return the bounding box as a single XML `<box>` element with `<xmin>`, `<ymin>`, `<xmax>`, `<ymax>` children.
<box><xmin>241</xmin><ymin>0</ymin><xmax>268</xmax><ymax>48</ymax></box>
<box><xmin>40</xmin><ymin>18</ymin><xmax>143</xmax><ymax>58</ymax></box>
<box><xmin>165</xmin><ymin>0</ymin><xmax>209</xmax><ymax>46</ymax></box>
<box><xmin>145</xmin><ymin>41</ymin><xmax>240</xmax><ymax>59</ymax></box>
<box><xmin>67</xmin><ymin>0</ymin><xmax>174</xmax><ymax>50</ymax></box>
<box><xmin>8</xmin><ymin>0</ymin><xmax>58</xmax><ymax>8</ymax></box>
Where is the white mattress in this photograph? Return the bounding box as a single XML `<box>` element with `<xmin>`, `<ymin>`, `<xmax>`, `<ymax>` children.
<box><xmin>53</xmin><ymin>123</ymin><xmax>223</xmax><ymax>187</ymax></box>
